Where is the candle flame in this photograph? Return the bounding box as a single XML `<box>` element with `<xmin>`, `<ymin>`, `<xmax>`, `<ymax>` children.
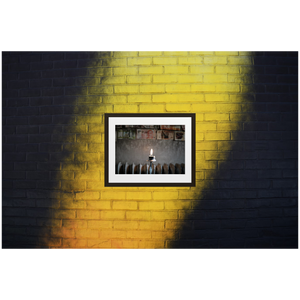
<box><xmin>150</xmin><ymin>149</ymin><xmax>153</xmax><ymax>155</ymax></box>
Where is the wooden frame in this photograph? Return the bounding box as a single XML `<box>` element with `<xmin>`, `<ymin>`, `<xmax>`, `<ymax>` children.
<box><xmin>105</xmin><ymin>113</ymin><xmax>195</xmax><ymax>187</ymax></box>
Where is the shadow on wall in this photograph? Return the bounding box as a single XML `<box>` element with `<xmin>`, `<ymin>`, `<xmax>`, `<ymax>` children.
<box><xmin>171</xmin><ymin>52</ymin><xmax>298</xmax><ymax>248</ymax></box>
<box><xmin>2</xmin><ymin>52</ymin><xmax>110</xmax><ymax>248</ymax></box>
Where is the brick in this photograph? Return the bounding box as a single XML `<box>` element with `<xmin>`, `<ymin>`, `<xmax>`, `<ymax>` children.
<box><xmin>87</xmin><ymin>220</ymin><xmax>112</xmax><ymax>229</ymax></box>
<box><xmin>191</xmin><ymin>84</ymin><xmax>215</xmax><ymax>92</ymax></box>
<box><xmin>101</xmin><ymin>211</ymin><xmax>125</xmax><ymax>219</ymax></box>
<box><xmin>126</xmin><ymin>192</ymin><xmax>152</xmax><ymax>200</ymax></box>
<box><xmin>166</xmin><ymin>104</ymin><xmax>191</xmax><ymax>112</ymax></box>
<box><xmin>165</xmin><ymin>66</ymin><xmax>189</xmax><ymax>74</ymax></box>
<box><xmin>88</xmin><ymin>86</ymin><xmax>113</xmax><ymax>95</ymax></box>
<box><xmin>205</xmin><ymin>132</ymin><xmax>230</xmax><ymax>140</ymax></box>
<box><xmin>103</xmin><ymin>95</ymin><xmax>126</xmax><ymax>104</ymax></box>
<box><xmin>128</xmin><ymin>57</ymin><xmax>152</xmax><ymax>66</ymax></box>
<box><xmin>128</xmin><ymin>95</ymin><xmax>151</xmax><ymax>103</ymax></box>
<box><xmin>127</xmin><ymin>75</ymin><xmax>151</xmax><ymax>84</ymax></box>
<box><xmin>140</xmin><ymin>85</ymin><xmax>164</xmax><ymax>93</ymax></box>
<box><xmin>139</xmin><ymin>66</ymin><xmax>163</xmax><ymax>74</ymax></box>
<box><xmin>114</xmin><ymin>67</ymin><xmax>138</xmax><ymax>75</ymax></box>
<box><xmin>126</xmin><ymin>211</ymin><xmax>151</xmax><ymax>220</ymax></box>
<box><xmin>114</xmin><ymin>221</ymin><xmax>138</xmax><ymax>230</ymax></box>
<box><xmin>112</xmin><ymin>201</ymin><xmax>137</xmax><ymax>210</ymax></box>
<box><xmin>87</xmin><ymin>239</ymin><xmax>111</xmax><ymax>248</ymax></box>
<box><xmin>139</xmin><ymin>202</ymin><xmax>164</xmax><ymax>210</ymax></box>
<box><xmin>139</xmin><ymin>104</ymin><xmax>165</xmax><ymax>113</ymax></box>
<box><xmin>114</xmin><ymin>85</ymin><xmax>139</xmax><ymax>94</ymax></box>
<box><xmin>165</xmin><ymin>84</ymin><xmax>190</xmax><ymax>93</ymax></box>
<box><xmin>114</xmin><ymin>104</ymin><xmax>138</xmax><ymax>113</ymax></box>
<box><xmin>152</xmin><ymin>211</ymin><xmax>177</xmax><ymax>220</ymax></box>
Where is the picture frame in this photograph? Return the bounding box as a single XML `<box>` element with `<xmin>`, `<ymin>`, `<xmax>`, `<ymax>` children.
<box><xmin>105</xmin><ymin>113</ymin><xmax>195</xmax><ymax>187</ymax></box>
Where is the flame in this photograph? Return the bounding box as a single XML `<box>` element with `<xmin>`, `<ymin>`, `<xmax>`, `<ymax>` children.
<box><xmin>150</xmin><ymin>149</ymin><xmax>153</xmax><ymax>155</ymax></box>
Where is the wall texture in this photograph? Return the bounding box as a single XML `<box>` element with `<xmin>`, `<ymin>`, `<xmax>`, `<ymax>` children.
<box><xmin>2</xmin><ymin>51</ymin><xmax>298</xmax><ymax>248</ymax></box>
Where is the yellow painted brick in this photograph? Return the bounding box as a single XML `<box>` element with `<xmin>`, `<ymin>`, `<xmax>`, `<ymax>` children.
<box><xmin>204</xmin><ymin>113</ymin><xmax>229</xmax><ymax>121</ymax></box>
<box><xmin>139</xmin><ymin>104</ymin><xmax>165</xmax><ymax>113</ymax></box>
<box><xmin>63</xmin><ymin>239</ymin><xmax>87</xmax><ymax>248</ymax></box>
<box><xmin>190</xmin><ymin>51</ymin><xmax>214</xmax><ymax>56</ymax></box>
<box><xmin>152</xmin><ymin>211</ymin><xmax>178</xmax><ymax>220</ymax></box>
<box><xmin>164</xmin><ymin>51</ymin><xmax>188</xmax><ymax>56</ymax></box>
<box><xmin>139</xmin><ymin>240</ymin><xmax>164</xmax><ymax>249</ymax></box>
<box><xmin>205</xmin><ymin>152</ymin><xmax>229</xmax><ymax>161</ymax></box>
<box><xmin>177</xmin><ymin>75</ymin><xmax>203</xmax><ymax>83</ymax></box>
<box><xmin>88</xmin><ymin>239</ymin><xmax>111</xmax><ymax>248</ymax></box>
<box><xmin>62</xmin><ymin>219</ymin><xmax>87</xmax><ymax>228</ymax></box>
<box><xmin>126</xmin><ymin>211</ymin><xmax>151</xmax><ymax>220</ymax></box>
<box><xmin>74</xmin><ymin>171</ymin><xmax>100</xmax><ymax>180</ymax></box>
<box><xmin>216</xmin><ymin>84</ymin><xmax>240</xmax><ymax>92</ymax></box>
<box><xmin>88</xmin><ymin>86</ymin><xmax>113</xmax><ymax>94</ymax></box>
<box><xmin>153</xmin><ymin>75</ymin><xmax>178</xmax><ymax>83</ymax></box>
<box><xmin>196</xmin><ymin>132</ymin><xmax>204</xmax><ymax>141</ymax></box>
<box><xmin>165</xmin><ymin>104</ymin><xmax>191</xmax><ymax>112</ymax></box>
<box><xmin>99</xmin><ymin>230</ymin><xmax>127</xmax><ymax>239</ymax></box>
<box><xmin>192</xmin><ymin>103</ymin><xmax>217</xmax><ymax>112</ymax></box>
<box><xmin>139</xmin><ymin>221</ymin><xmax>164</xmax><ymax>230</ymax></box>
<box><xmin>128</xmin><ymin>95</ymin><xmax>152</xmax><ymax>103</ymax></box>
<box><xmin>228</xmin><ymin>56</ymin><xmax>252</xmax><ymax>65</ymax></box>
<box><xmin>203</xmin><ymin>74</ymin><xmax>227</xmax><ymax>82</ymax></box>
<box><xmin>126</xmin><ymin>192</ymin><xmax>152</xmax><ymax>200</ymax></box>
<box><xmin>215</xmin><ymin>51</ymin><xmax>239</xmax><ymax>56</ymax></box>
<box><xmin>62</xmin><ymin>163</ymin><xmax>85</xmax><ymax>171</ymax></box>
<box><xmin>112</xmin><ymin>201</ymin><xmax>138</xmax><ymax>210</ymax></box>
<box><xmin>86</xmin><ymin>201</ymin><xmax>111</xmax><ymax>209</ymax></box>
<box><xmin>86</xmin><ymin>162</ymin><xmax>104</xmax><ymax>170</ymax></box>
<box><xmin>76</xmin><ymin>228</ymin><xmax>99</xmax><ymax>239</ymax></box>
<box><xmin>113</xmin><ymin>52</ymin><xmax>138</xmax><ymax>57</ymax></box>
<box><xmin>241</xmin><ymin>85</ymin><xmax>255</xmax><ymax>93</ymax></box>
<box><xmin>128</xmin><ymin>57</ymin><xmax>152</xmax><ymax>66</ymax></box>
<box><xmin>121</xmin><ymin>240</ymin><xmax>139</xmax><ymax>248</ymax></box>
<box><xmin>196</xmin><ymin>123</ymin><xmax>217</xmax><ymax>131</ymax></box>
<box><xmin>153</xmin><ymin>191</ymin><xmax>178</xmax><ymax>200</ymax></box>
<box><xmin>205</xmin><ymin>132</ymin><xmax>230</xmax><ymax>140</ymax></box>
<box><xmin>102</xmin><ymin>95</ymin><xmax>127</xmax><ymax>104</ymax></box>
<box><xmin>76</xmin><ymin>133</ymin><xmax>101</xmax><ymax>143</ymax></box>
<box><xmin>93</xmin><ymin>105</ymin><xmax>115</xmax><ymax>114</ymax></box>
<box><xmin>216</xmin><ymin>66</ymin><xmax>240</xmax><ymax>74</ymax></box>
<box><xmin>114</xmin><ymin>67</ymin><xmax>138</xmax><ymax>75</ymax></box>
<box><xmin>152</xmin><ymin>231</ymin><xmax>174</xmax><ymax>239</ymax></box>
<box><xmin>88</xmin><ymin>124</ymin><xmax>104</xmax><ymax>133</ymax></box>
<box><xmin>205</xmin><ymin>94</ymin><xmax>229</xmax><ymax>102</ymax></box>
<box><xmin>198</xmin><ymin>160</ymin><xmax>217</xmax><ymax>170</ymax></box>
<box><xmin>61</xmin><ymin>180</ymin><xmax>85</xmax><ymax>190</ymax></box>
<box><xmin>191</xmin><ymin>84</ymin><xmax>215</xmax><ymax>92</ymax></box>
<box><xmin>102</xmin><ymin>191</ymin><xmax>126</xmax><ymax>200</ymax></box>
<box><xmin>153</xmin><ymin>57</ymin><xmax>177</xmax><ymax>65</ymax></box>
<box><xmin>140</xmin><ymin>85</ymin><xmax>164</xmax><ymax>93</ymax></box>
<box><xmin>165</xmin><ymin>84</ymin><xmax>190</xmax><ymax>93</ymax></box>
<box><xmin>196</xmin><ymin>141</ymin><xmax>218</xmax><ymax>150</ymax></box>
<box><xmin>77</xmin><ymin>210</ymin><xmax>100</xmax><ymax>219</ymax></box>
<box><xmin>87</xmin><ymin>220</ymin><xmax>112</xmax><ymax>229</ymax></box>
<box><xmin>75</xmin><ymin>152</ymin><xmax>99</xmax><ymax>162</ymax></box>
<box><xmin>114</xmin><ymin>221</ymin><xmax>138</xmax><ymax>230</ymax></box>
<box><xmin>196</xmin><ymin>171</ymin><xmax>205</xmax><ymax>180</ymax></box>
<box><xmin>165</xmin><ymin>66</ymin><xmax>189</xmax><ymax>74</ymax></box>
<box><xmin>52</xmin><ymin>209</ymin><xmax>76</xmax><ymax>219</ymax></box>
<box><xmin>139</xmin><ymin>201</ymin><xmax>164</xmax><ymax>210</ymax></box>
<box><xmin>217</xmin><ymin>104</ymin><xmax>241</xmax><ymax>112</ymax></box>
<box><xmin>127</xmin><ymin>75</ymin><xmax>151</xmax><ymax>84</ymax></box>
<box><xmin>101</xmin><ymin>211</ymin><xmax>125</xmax><ymax>219</ymax></box>
<box><xmin>139</xmin><ymin>66</ymin><xmax>163</xmax><ymax>74</ymax></box>
<box><xmin>153</xmin><ymin>94</ymin><xmax>204</xmax><ymax>102</ymax></box>
<box><xmin>75</xmin><ymin>191</ymin><xmax>100</xmax><ymax>200</ymax></box>
<box><xmin>190</xmin><ymin>66</ymin><xmax>214</xmax><ymax>74</ymax></box>
<box><xmin>178</xmin><ymin>191</ymin><xmax>201</xmax><ymax>199</ymax></box>
<box><xmin>114</xmin><ymin>104</ymin><xmax>138</xmax><ymax>113</ymax></box>
<box><xmin>228</xmin><ymin>74</ymin><xmax>252</xmax><ymax>84</ymax></box>
<box><xmin>51</xmin><ymin>228</ymin><xmax>75</xmax><ymax>238</ymax></box>
<box><xmin>88</xmin><ymin>68</ymin><xmax>112</xmax><ymax>77</ymax></box>
<box><xmin>178</xmin><ymin>57</ymin><xmax>203</xmax><ymax>65</ymax></box>
<box><xmin>101</xmin><ymin>76</ymin><xmax>126</xmax><ymax>84</ymax></box>
<box><xmin>52</xmin><ymin>200</ymin><xmax>77</xmax><ymax>209</ymax></box>
<box><xmin>165</xmin><ymin>220</ymin><xmax>189</xmax><ymax>230</ymax></box>
<box><xmin>204</xmin><ymin>56</ymin><xmax>227</xmax><ymax>65</ymax></box>
<box><xmin>102</xmin><ymin>58</ymin><xmax>127</xmax><ymax>67</ymax></box>
<box><xmin>139</xmin><ymin>51</ymin><xmax>163</xmax><ymax>56</ymax></box>
<box><xmin>217</xmin><ymin>122</ymin><xmax>242</xmax><ymax>131</ymax></box>
<box><xmin>127</xmin><ymin>230</ymin><xmax>151</xmax><ymax>239</ymax></box>
<box><xmin>86</xmin><ymin>181</ymin><xmax>103</xmax><ymax>190</ymax></box>
<box><xmin>114</xmin><ymin>85</ymin><xmax>139</xmax><ymax>94</ymax></box>
<box><xmin>240</xmin><ymin>66</ymin><xmax>255</xmax><ymax>74</ymax></box>
<box><xmin>165</xmin><ymin>200</ymin><xmax>192</xmax><ymax>210</ymax></box>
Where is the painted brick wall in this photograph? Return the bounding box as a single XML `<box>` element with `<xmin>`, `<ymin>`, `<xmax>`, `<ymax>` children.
<box><xmin>2</xmin><ymin>51</ymin><xmax>298</xmax><ymax>248</ymax></box>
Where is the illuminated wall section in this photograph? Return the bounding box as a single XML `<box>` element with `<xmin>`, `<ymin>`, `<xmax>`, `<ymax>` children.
<box><xmin>2</xmin><ymin>52</ymin><xmax>297</xmax><ymax>248</ymax></box>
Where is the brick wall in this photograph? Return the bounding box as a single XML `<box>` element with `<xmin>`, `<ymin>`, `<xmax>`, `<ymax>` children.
<box><xmin>2</xmin><ymin>51</ymin><xmax>298</xmax><ymax>248</ymax></box>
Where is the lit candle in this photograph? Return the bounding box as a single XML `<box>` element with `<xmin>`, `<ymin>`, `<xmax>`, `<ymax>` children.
<box><xmin>149</xmin><ymin>148</ymin><xmax>155</xmax><ymax>161</ymax></box>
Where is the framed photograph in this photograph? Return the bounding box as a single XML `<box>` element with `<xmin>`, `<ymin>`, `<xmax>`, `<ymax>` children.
<box><xmin>105</xmin><ymin>113</ymin><xmax>195</xmax><ymax>187</ymax></box>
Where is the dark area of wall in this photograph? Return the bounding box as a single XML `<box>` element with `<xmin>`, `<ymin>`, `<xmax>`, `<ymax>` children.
<box><xmin>172</xmin><ymin>52</ymin><xmax>298</xmax><ymax>248</ymax></box>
